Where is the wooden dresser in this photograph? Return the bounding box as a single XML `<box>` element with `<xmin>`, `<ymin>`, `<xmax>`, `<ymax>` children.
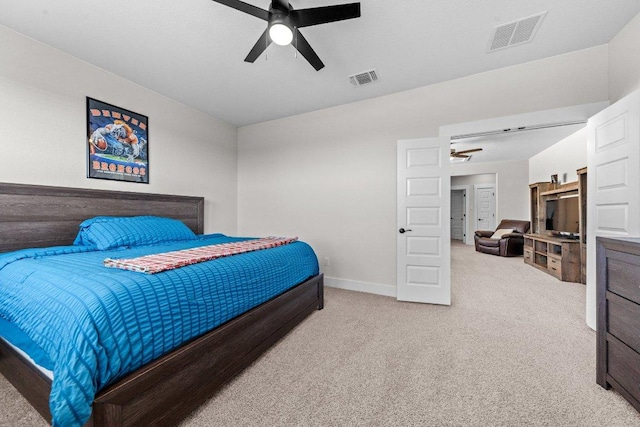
<box><xmin>596</xmin><ymin>237</ymin><xmax>640</xmax><ymax>412</ymax></box>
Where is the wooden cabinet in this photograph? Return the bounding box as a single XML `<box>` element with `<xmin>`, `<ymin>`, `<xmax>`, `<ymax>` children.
<box><xmin>526</xmin><ymin>169</ymin><xmax>587</xmax><ymax>283</ymax></box>
<box><xmin>597</xmin><ymin>237</ymin><xmax>640</xmax><ymax>413</ymax></box>
<box><xmin>577</xmin><ymin>167</ymin><xmax>587</xmax><ymax>284</ymax></box>
<box><xmin>524</xmin><ymin>234</ymin><xmax>581</xmax><ymax>282</ymax></box>
<box><xmin>529</xmin><ymin>182</ymin><xmax>553</xmax><ymax>234</ymax></box>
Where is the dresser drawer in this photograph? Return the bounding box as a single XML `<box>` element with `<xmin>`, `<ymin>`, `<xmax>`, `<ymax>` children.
<box><xmin>608</xmin><ymin>293</ymin><xmax>640</xmax><ymax>354</ymax></box>
<box><xmin>524</xmin><ymin>248</ymin><xmax>533</xmax><ymax>263</ymax></box>
<box><xmin>597</xmin><ymin>237</ymin><xmax>640</xmax><ymax>413</ymax></box>
<box><xmin>608</xmin><ymin>257</ymin><xmax>640</xmax><ymax>304</ymax></box>
<box><xmin>548</xmin><ymin>256</ymin><xmax>561</xmax><ymax>279</ymax></box>
<box><xmin>608</xmin><ymin>337</ymin><xmax>640</xmax><ymax>405</ymax></box>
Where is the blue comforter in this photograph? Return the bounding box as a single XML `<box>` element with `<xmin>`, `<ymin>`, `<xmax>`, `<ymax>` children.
<box><xmin>0</xmin><ymin>234</ymin><xmax>318</xmax><ymax>426</ymax></box>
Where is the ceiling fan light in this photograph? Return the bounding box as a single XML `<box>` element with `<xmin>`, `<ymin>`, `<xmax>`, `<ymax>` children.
<box><xmin>269</xmin><ymin>22</ymin><xmax>293</xmax><ymax>46</ymax></box>
<box><xmin>450</xmin><ymin>156</ymin><xmax>470</xmax><ymax>162</ymax></box>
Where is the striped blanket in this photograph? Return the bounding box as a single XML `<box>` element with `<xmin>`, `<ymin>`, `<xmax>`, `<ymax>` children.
<box><xmin>104</xmin><ymin>236</ymin><xmax>298</xmax><ymax>273</ymax></box>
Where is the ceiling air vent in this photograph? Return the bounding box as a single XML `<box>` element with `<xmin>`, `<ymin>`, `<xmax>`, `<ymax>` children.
<box><xmin>349</xmin><ymin>69</ymin><xmax>379</xmax><ymax>87</ymax></box>
<box><xmin>488</xmin><ymin>11</ymin><xmax>546</xmax><ymax>52</ymax></box>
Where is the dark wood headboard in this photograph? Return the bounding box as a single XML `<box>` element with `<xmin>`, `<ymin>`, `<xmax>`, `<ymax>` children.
<box><xmin>0</xmin><ymin>182</ymin><xmax>204</xmax><ymax>253</ymax></box>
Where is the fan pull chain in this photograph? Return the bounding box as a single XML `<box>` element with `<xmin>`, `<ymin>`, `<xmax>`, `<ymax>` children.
<box><xmin>265</xmin><ymin>33</ymin><xmax>268</xmax><ymax>61</ymax></box>
<box><xmin>294</xmin><ymin>27</ymin><xmax>297</xmax><ymax>59</ymax></box>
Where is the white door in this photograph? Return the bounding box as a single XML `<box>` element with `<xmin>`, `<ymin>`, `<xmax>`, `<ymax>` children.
<box><xmin>586</xmin><ymin>90</ymin><xmax>640</xmax><ymax>330</ymax></box>
<box><xmin>451</xmin><ymin>190</ymin><xmax>465</xmax><ymax>241</ymax></box>
<box><xmin>397</xmin><ymin>137</ymin><xmax>451</xmax><ymax>305</ymax></box>
<box><xmin>475</xmin><ymin>184</ymin><xmax>496</xmax><ymax>232</ymax></box>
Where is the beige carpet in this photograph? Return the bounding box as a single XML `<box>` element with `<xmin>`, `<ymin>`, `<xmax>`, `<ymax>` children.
<box><xmin>2</xmin><ymin>242</ymin><xmax>640</xmax><ymax>426</ymax></box>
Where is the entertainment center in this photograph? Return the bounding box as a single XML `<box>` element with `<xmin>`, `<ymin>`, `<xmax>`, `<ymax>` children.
<box><xmin>525</xmin><ymin>168</ymin><xmax>587</xmax><ymax>283</ymax></box>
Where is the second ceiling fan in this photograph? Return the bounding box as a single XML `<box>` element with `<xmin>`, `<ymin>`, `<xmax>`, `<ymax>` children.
<box><xmin>450</xmin><ymin>147</ymin><xmax>483</xmax><ymax>159</ymax></box>
<box><xmin>211</xmin><ymin>0</ymin><xmax>361</xmax><ymax>71</ymax></box>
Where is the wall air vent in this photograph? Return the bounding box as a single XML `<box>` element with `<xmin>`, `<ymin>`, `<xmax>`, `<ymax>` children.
<box><xmin>349</xmin><ymin>69</ymin><xmax>379</xmax><ymax>87</ymax></box>
<box><xmin>488</xmin><ymin>11</ymin><xmax>546</xmax><ymax>52</ymax></box>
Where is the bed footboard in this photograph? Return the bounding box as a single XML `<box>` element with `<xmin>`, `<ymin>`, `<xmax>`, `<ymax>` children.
<box><xmin>0</xmin><ymin>338</ymin><xmax>53</xmax><ymax>421</ymax></box>
<box><xmin>0</xmin><ymin>274</ymin><xmax>324</xmax><ymax>426</ymax></box>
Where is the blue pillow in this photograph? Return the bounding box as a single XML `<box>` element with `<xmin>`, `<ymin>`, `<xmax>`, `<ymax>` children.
<box><xmin>73</xmin><ymin>216</ymin><xmax>197</xmax><ymax>250</ymax></box>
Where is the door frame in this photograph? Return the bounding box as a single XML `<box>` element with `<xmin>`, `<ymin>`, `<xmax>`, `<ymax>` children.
<box><xmin>451</xmin><ymin>185</ymin><xmax>471</xmax><ymax>244</ymax></box>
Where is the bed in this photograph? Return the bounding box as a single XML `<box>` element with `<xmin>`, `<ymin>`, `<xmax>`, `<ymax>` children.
<box><xmin>0</xmin><ymin>182</ymin><xmax>324</xmax><ymax>426</ymax></box>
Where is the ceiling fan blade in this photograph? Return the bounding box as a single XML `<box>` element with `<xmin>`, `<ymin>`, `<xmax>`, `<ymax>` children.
<box><xmin>294</xmin><ymin>29</ymin><xmax>324</xmax><ymax>71</ymax></box>
<box><xmin>244</xmin><ymin>29</ymin><xmax>271</xmax><ymax>63</ymax></box>
<box><xmin>291</xmin><ymin>3</ymin><xmax>361</xmax><ymax>28</ymax></box>
<box><xmin>455</xmin><ymin>148</ymin><xmax>483</xmax><ymax>155</ymax></box>
<box><xmin>452</xmin><ymin>153</ymin><xmax>470</xmax><ymax>158</ymax></box>
<box><xmin>210</xmin><ymin>0</ymin><xmax>269</xmax><ymax>20</ymax></box>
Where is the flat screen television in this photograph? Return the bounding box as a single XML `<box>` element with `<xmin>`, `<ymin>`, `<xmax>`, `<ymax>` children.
<box><xmin>545</xmin><ymin>195</ymin><xmax>579</xmax><ymax>236</ymax></box>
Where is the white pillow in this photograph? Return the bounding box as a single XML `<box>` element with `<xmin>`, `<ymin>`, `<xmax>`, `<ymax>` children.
<box><xmin>490</xmin><ymin>228</ymin><xmax>514</xmax><ymax>239</ymax></box>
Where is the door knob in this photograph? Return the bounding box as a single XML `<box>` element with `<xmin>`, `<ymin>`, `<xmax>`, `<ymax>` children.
<box><xmin>399</xmin><ymin>228</ymin><xmax>412</xmax><ymax>234</ymax></box>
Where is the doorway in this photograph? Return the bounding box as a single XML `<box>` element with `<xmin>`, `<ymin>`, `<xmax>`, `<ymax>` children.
<box><xmin>450</xmin><ymin>188</ymin><xmax>467</xmax><ymax>242</ymax></box>
<box><xmin>475</xmin><ymin>184</ymin><xmax>496</xmax><ymax>232</ymax></box>
<box><xmin>450</xmin><ymin>175</ymin><xmax>496</xmax><ymax>244</ymax></box>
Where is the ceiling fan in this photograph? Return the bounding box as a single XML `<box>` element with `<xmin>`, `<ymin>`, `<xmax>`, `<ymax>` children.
<box><xmin>450</xmin><ymin>147</ymin><xmax>483</xmax><ymax>159</ymax></box>
<box><xmin>210</xmin><ymin>0</ymin><xmax>361</xmax><ymax>71</ymax></box>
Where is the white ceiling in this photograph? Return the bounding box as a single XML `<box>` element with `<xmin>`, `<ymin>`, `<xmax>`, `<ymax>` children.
<box><xmin>1</xmin><ymin>0</ymin><xmax>640</xmax><ymax>128</ymax></box>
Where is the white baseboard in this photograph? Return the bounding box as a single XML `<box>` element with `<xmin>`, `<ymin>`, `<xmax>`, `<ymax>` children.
<box><xmin>324</xmin><ymin>276</ymin><xmax>396</xmax><ymax>298</ymax></box>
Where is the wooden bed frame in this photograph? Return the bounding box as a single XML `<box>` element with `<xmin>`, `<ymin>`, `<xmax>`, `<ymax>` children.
<box><xmin>0</xmin><ymin>182</ymin><xmax>324</xmax><ymax>426</ymax></box>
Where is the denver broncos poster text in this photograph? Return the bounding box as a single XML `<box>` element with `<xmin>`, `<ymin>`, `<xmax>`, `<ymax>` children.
<box><xmin>86</xmin><ymin>97</ymin><xmax>149</xmax><ymax>183</ymax></box>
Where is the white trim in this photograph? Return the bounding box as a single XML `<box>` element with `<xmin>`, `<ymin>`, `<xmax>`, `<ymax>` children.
<box><xmin>451</xmin><ymin>184</ymin><xmax>471</xmax><ymax>245</ymax></box>
<box><xmin>438</xmin><ymin>102</ymin><xmax>609</xmax><ymax>137</ymax></box>
<box><xmin>324</xmin><ymin>277</ymin><xmax>396</xmax><ymax>298</ymax></box>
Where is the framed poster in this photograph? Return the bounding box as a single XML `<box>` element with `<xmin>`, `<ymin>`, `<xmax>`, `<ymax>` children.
<box><xmin>86</xmin><ymin>97</ymin><xmax>149</xmax><ymax>183</ymax></box>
